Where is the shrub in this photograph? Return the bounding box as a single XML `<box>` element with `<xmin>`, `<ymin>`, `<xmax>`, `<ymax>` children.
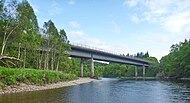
<box><xmin>0</xmin><ymin>67</ymin><xmax>77</xmax><ymax>88</ymax></box>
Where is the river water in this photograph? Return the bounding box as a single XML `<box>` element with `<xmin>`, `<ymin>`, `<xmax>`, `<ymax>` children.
<box><xmin>1</xmin><ymin>78</ymin><xmax>190</xmax><ymax>103</ymax></box>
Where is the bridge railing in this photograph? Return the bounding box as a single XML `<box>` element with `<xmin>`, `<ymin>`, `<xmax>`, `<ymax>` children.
<box><xmin>70</xmin><ymin>42</ymin><xmax>136</xmax><ymax>58</ymax></box>
<box><xmin>70</xmin><ymin>42</ymin><xmax>120</xmax><ymax>55</ymax></box>
<box><xmin>69</xmin><ymin>42</ymin><xmax>153</xmax><ymax>64</ymax></box>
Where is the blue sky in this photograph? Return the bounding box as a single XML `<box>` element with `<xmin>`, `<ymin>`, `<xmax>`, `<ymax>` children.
<box><xmin>28</xmin><ymin>0</ymin><xmax>190</xmax><ymax>60</ymax></box>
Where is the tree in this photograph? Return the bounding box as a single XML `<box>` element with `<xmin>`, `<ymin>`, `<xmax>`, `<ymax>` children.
<box><xmin>0</xmin><ymin>0</ymin><xmax>19</xmax><ymax>56</ymax></box>
<box><xmin>0</xmin><ymin>0</ymin><xmax>73</xmax><ymax>73</ymax></box>
<box><xmin>0</xmin><ymin>0</ymin><xmax>26</xmax><ymax>67</ymax></box>
<box><xmin>160</xmin><ymin>39</ymin><xmax>190</xmax><ymax>77</ymax></box>
<box><xmin>41</xmin><ymin>20</ymin><xmax>71</xmax><ymax>71</ymax></box>
<box><xmin>56</xmin><ymin>29</ymin><xmax>70</xmax><ymax>71</ymax></box>
<box><xmin>17</xmin><ymin>0</ymin><xmax>40</xmax><ymax>68</ymax></box>
<box><xmin>144</xmin><ymin>51</ymin><xmax>149</xmax><ymax>58</ymax></box>
<box><xmin>42</xmin><ymin>20</ymin><xmax>59</xmax><ymax>70</ymax></box>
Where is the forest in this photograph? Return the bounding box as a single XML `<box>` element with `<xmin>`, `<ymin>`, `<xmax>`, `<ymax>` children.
<box><xmin>0</xmin><ymin>0</ymin><xmax>72</xmax><ymax>71</ymax></box>
<box><xmin>160</xmin><ymin>39</ymin><xmax>190</xmax><ymax>78</ymax></box>
<box><xmin>0</xmin><ymin>0</ymin><xmax>190</xmax><ymax>80</ymax></box>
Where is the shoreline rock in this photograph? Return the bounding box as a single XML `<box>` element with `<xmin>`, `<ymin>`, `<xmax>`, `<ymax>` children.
<box><xmin>0</xmin><ymin>78</ymin><xmax>95</xmax><ymax>95</ymax></box>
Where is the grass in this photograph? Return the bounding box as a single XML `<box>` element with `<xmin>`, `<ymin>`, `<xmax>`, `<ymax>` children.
<box><xmin>0</xmin><ymin>67</ymin><xmax>77</xmax><ymax>89</ymax></box>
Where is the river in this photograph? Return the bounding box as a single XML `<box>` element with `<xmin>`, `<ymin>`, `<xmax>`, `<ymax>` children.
<box><xmin>1</xmin><ymin>78</ymin><xmax>190</xmax><ymax>103</ymax></box>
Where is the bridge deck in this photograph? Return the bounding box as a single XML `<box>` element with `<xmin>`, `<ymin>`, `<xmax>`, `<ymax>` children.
<box><xmin>66</xmin><ymin>44</ymin><xmax>151</xmax><ymax>66</ymax></box>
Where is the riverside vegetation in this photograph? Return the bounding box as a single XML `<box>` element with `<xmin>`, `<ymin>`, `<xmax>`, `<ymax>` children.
<box><xmin>0</xmin><ymin>67</ymin><xmax>77</xmax><ymax>89</ymax></box>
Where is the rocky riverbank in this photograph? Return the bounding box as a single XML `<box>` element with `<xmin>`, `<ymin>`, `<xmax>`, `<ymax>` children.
<box><xmin>0</xmin><ymin>78</ymin><xmax>95</xmax><ymax>94</ymax></box>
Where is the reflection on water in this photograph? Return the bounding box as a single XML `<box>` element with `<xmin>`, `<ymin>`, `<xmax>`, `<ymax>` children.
<box><xmin>1</xmin><ymin>79</ymin><xmax>190</xmax><ymax>103</ymax></box>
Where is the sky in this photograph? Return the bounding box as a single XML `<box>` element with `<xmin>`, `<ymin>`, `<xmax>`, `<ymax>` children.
<box><xmin>28</xmin><ymin>0</ymin><xmax>190</xmax><ymax>60</ymax></box>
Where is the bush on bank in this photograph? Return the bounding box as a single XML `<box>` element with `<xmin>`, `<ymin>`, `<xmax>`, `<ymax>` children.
<box><xmin>0</xmin><ymin>67</ymin><xmax>77</xmax><ymax>89</ymax></box>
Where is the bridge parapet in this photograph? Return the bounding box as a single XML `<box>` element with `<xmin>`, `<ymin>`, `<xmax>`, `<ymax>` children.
<box><xmin>70</xmin><ymin>42</ymin><xmax>119</xmax><ymax>55</ymax></box>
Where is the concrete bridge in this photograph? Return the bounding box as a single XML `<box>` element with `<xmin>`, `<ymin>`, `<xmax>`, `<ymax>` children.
<box><xmin>66</xmin><ymin>43</ymin><xmax>151</xmax><ymax>78</ymax></box>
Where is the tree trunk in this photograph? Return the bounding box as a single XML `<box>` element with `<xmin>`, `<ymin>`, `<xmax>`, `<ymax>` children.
<box><xmin>35</xmin><ymin>50</ymin><xmax>38</xmax><ymax>69</ymax></box>
<box><xmin>51</xmin><ymin>50</ymin><xmax>54</xmax><ymax>70</ymax></box>
<box><xmin>46</xmin><ymin>50</ymin><xmax>49</xmax><ymax>70</ymax></box>
<box><xmin>44</xmin><ymin>51</ymin><xmax>47</xmax><ymax>70</ymax></box>
<box><xmin>53</xmin><ymin>51</ymin><xmax>56</xmax><ymax>70</ymax></box>
<box><xmin>23</xmin><ymin>48</ymin><xmax>26</xmax><ymax>68</ymax></box>
<box><xmin>1</xmin><ymin>24</ymin><xmax>19</xmax><ymax>55</ymax></box>
<box><xmin>17</xmin><ymin>43</ymin><xmax>21</xmax><ymax>59</ymax></box>
<box><xmin>56</xmin><ymin>56</ymin><xmax>60</xmax><ymax>71</ymax></box>
<box><xmin>16</xmin><ymin>43</ymin><xmax>21</xmax><ymax>67</ymax></box>
<box><xmin>38</xmin><ymin>50</ymin><xmax>42</xmax><ymax>69</ymax></box>
<box><xmin>0</xmin><ymin>55</ymin><xmax>23</xmax><ymax>62</ymax></box>
<box><xmin>1</xmin><ymin>38</ymin><xmax>6</xmax><ymax>55</ymax></box>
<box><xmin>44</xmin><ymin>50</ymin><xmax>49</xmax><ymax>70</ymax></box>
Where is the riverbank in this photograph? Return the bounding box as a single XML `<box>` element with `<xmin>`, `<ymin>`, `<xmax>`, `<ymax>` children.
<box><xmin>0</xmin><ymin>78</ymin><xmax>95</xmax><ymax>94</ymax></box>
<box><xmin>121</xmin><ymin>77</ymin><xmax>157</xmax><ymax>80</ymax></box>
<box><xmin>159</xmin><ymin>77</ymin><xmax>190</xmax><ymax>81</ymax></box>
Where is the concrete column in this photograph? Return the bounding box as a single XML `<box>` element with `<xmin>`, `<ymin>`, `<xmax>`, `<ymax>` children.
<box><xmin>135</xmin><ymin>66</ymin><xmax>138</xmax><ymax>77</ymax></box>
<box><xmin>143</xmin><ymin>65</ymin><xmax>145</xmax><ymax>77</ymax></box>
<box><xmin>90</xmin><ymin>54</ymin><xmax>94</xmax><ymax>78</ymax></box>
<box><xmin>80</xmin><ymin>58</ymin><xmax>84</xmax><ymax>77</ymax></box>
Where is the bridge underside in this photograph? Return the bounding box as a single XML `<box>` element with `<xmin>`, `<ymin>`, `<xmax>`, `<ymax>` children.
<box><xmin>70</xmin><ymin>55</ymin><xmax>148</xmax><ymax>66</ymax></box>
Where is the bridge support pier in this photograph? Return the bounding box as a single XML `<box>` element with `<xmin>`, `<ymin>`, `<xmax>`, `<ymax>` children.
<box><xmin>80</xmin><ymin>58</ymin><xmax>84</xmax><ymax>77</ymax></box>
<box><xmin>143</xmin><ymin>66</ymin><xmax>145</xmax><ymax>79</ymax></box>
<box><xmin>90</xmin><ymin>54</ymin><xmax>94</xmax><ymax>78</ymax></box>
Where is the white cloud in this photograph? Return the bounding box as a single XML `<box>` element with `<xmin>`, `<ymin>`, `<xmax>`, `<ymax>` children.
<box><xmin>68</xmin><ymin>30</ymin><xmax>84</xmax><ymax>38</ymax></box>
<box><xmin>110</xmin><ymin>20</ymin><xmax>121</xmax><ymax>33</ymax></box>
<box><xmin>69</xmin><ymin>21</ymin><xmax>80</xmax><ymax>28</ymax></box>
<box><xmin>130</xmin><ymin>14</ymin><xmax>140</xmax><ymax>23</ymax></box>
<box><xmin>163</xmin><ymin>12</ymin><xmax>190</xmax><ymax>33</ymax></box>
<box><xmin>123</xmin><ymin>0</ymin><xmax>139</xmax><ymax>7</ymax></box>
<box><xmin>68</xmin><ymin>0</ymin><xmax>75</xmax><ymax>5</ymax></box>
<box><xmin>125</xmin><ymin>0</ymin><xmax>190</xmax><ymax>34</ymax></box>
<box><xmin>48</xmin><ymin>1</ymin><xmax>63</xmax><ymax>15</ymax></box>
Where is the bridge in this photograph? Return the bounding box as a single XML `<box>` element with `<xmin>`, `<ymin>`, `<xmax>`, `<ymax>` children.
<box><xmin>66</xmin><ymin>43</ymin><xmax>151</xmax><ymax>78</ymax></box>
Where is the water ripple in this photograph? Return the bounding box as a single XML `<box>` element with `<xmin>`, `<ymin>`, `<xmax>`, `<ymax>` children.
<box><xmin>1</xmin><ymin>79</ymin><xmax>190</xmax><ymax>103</ymax></box>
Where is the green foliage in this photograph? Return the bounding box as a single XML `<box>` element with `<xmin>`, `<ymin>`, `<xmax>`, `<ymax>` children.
<box><xmin>0</xmin><ymin>67</ymin><xmax>77</xmax><ymax>88</ymax></box>
<box><xmin>160</xmin><ymin>39</ymin><xmax>190</xmax><ymax>77</ymax></box>
<box><xmin>0</xmin><ymin>0</ymin><xmax>71</xmax><ymax>72</ymax></box>
<box><xmin>102</xmin><ymin>63</ymin><xmax>127</xmax><ymax>77</ymax></box>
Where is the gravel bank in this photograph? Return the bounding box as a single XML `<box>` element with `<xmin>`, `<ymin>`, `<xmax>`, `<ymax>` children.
<box><xmin>0</xmin><ymin>78</ymin><xmax>95</xmax><ymax>94</ymax></box>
